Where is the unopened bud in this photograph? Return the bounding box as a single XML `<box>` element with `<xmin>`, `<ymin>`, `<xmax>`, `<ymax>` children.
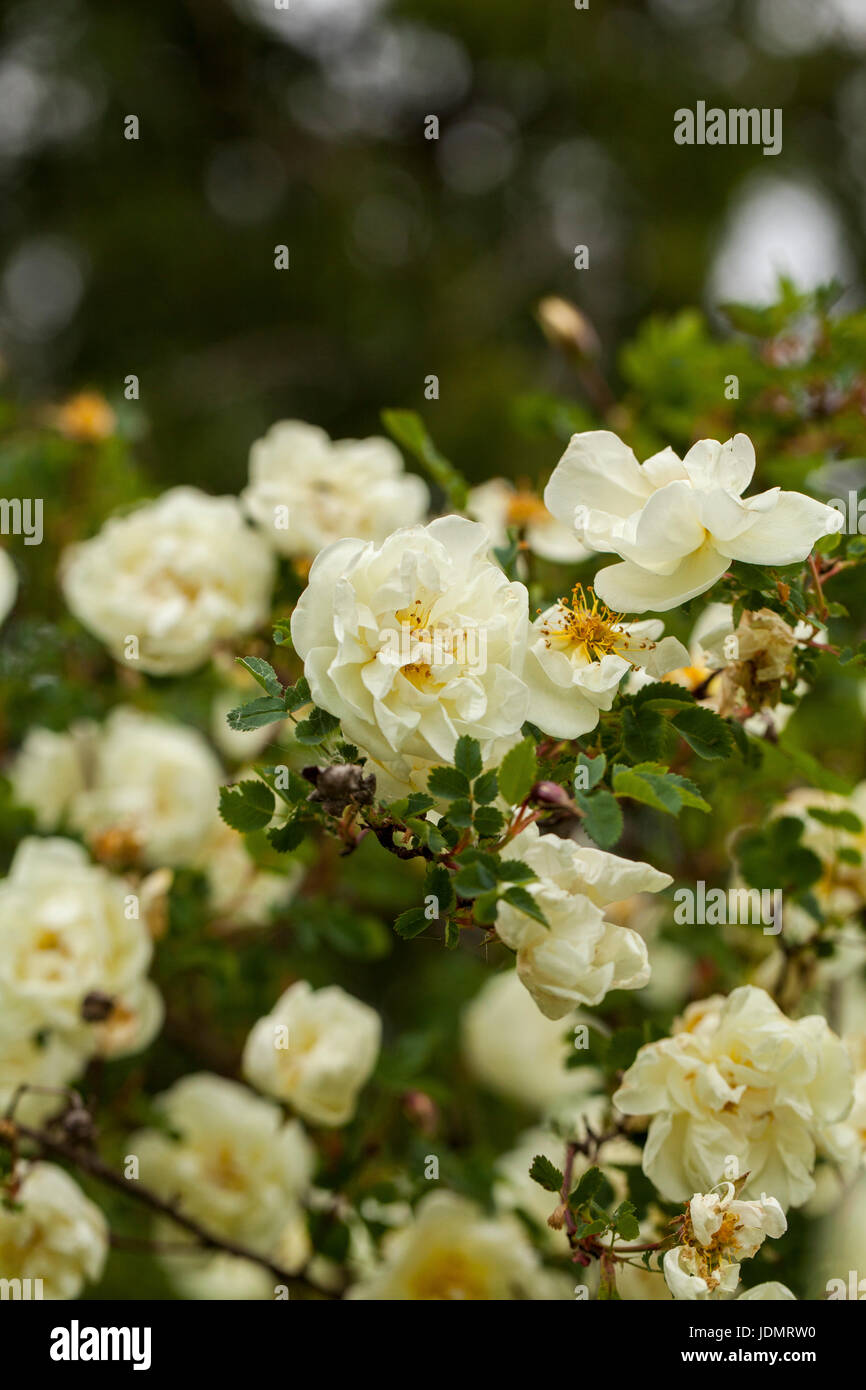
<box><xmin>536</xmin><ymin>297</ymin><xmax>601</xmax><ymax>360</ymax></box>
<box><xmin>531</xmin><ymin>780</ymin><xmax>572</xmax><ymax>806</ymax></box>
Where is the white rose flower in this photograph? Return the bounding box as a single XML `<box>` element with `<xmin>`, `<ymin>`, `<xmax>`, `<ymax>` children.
<box><xmin>662</xmin><ymin>1181</ymin><xmax>787</xmax><ymax>1300</ymax></box>
<box><xmin>132</xmin><ymin>1073</ymin><xmax>314</xmax><ymax>1252</ymax></box>
<box><xmin>493</xmin><ymin>823</ymin><xmax>670</xmax><ymax>1019</ymax></box>
<box><xmin>0</xmin><ymin>1163</ymin><xmax>108</xmax><ymax>1299</ymax></box>
<box><xmin>0</xmin><ymin>999</ymin><xmax>89</xmax><ymax>1126</ymax></box>
<box><xmin>291</xmin><ymin>516</ymin><xmax>530</xmax><ymax>765</ymax></box>
<box><xmin>347</xmin><ymin>1190</ymin><xmax>570</xmax><ymax>1300</ymax></box>
<box><xmin>0</xmin><ymin>838</ymin><xmax>159</xmax><ymax>1043</ymax></box>
<box><xmin>60</xmin><ymin>486</ymin><xmax>275</xmax><ymax>674</ymax></box>
<box><xmin>243</xmin><ymin>980</ymin><xmax>381</xmax><ymax>1127</ymax></box>
<box><xmin>8</xmin><ymin>725</ymin><xmax>87</xmax><ymax>832</ymax></box>
<box><xmin>613</xmin><ymin>986</ymin><xmax>854</xmax><ymax>1209</ymax></box>
<box><xmin>544</xmin><ymin>430</ymin><xmax>843</xmax><ymax>613</ymax></box>
<box><xmin>69</xmin><ymin>708</ymin><xmax>223</xmax><ymax>868</ymax></box>
<box><xmin>461</xmin><ymin>969</ymin><xmax>599</xmax><ymax>1110</ymax></box>
<box><xmin>523</xmin><ymin>583</ymin><xmax>689</xmax><ymax>737</ymax></box>
<box><xmin>243</xmin><ymin>421</ymin><xmax>428</xmax><ymax>558</ymax></box>
<box><xmin>0</xmin><ymin>548</ymin><xmax>17</xmax><ymax>625</ymax></box>
<box><xmin>467</xmin><ymin>478</ymin><xmax>589</xmax><ymax>563</ymax></box>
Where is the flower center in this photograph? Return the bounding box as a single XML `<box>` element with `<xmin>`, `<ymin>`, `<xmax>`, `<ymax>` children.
<box><xmin>506</xmin><ymin>489</ymin><xmax>549</xmax><ymax>528</ymax></box>
<box><xmin>409</xmin><ymin>1248</ymin><xmax>490</xmax><ymax>1300</ymax></box>
<box><xmin>540</xmin><ymin>584</ymin><xmax>625</xmax><ymax>662</ymax></box>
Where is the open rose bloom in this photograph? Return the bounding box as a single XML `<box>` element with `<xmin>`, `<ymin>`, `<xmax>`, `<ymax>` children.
<box><xmin>545</xmin><ymin>430</ymin><xmax>844</xmax><ymax>612</ymax></box>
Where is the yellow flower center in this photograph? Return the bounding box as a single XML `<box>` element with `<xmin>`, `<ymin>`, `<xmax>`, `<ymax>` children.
<box><xmin>408</xmin><ymin>1248</ymin><xmax>490</xmax><ymax>1300</ymax></box>
<box><xmin>506</xmin><ymin>489</ymin><xmax>549</xmax><ymax>528</ymax></box>
<box><xmin>540</xmin><ymin>584</ymin><xmax>625</xmax><ymax>662</ymax></box>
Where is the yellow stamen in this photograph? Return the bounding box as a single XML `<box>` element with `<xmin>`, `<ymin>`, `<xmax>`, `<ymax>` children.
<box><xmin>540</xmin><ymin>584</ymin><xmax>626</xmax><ymax>662</ymax></box>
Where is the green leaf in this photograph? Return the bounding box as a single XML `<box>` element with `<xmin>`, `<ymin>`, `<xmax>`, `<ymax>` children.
<box><xmin>612</xmin><ymin>762</ymin><xmax>711</xmax><ymax>816</ymax></box>
<box><xmin>453</xmin><ymin>858</ymin><xmax>498</xmax><ymax>898</ymax></box>
<box><xmin>236</xmin><ymin>655</ymin><xmax>283</xmax><ymax>698</ymax></box>
<box><xmin>426</xmin><ymin>863</ymin><xmax>455</xmax><ymax>914</ymax></box>
<box><xmin>446</xmin><ymin>797</ymin><xmax>473</xmax><ymax>829</ymax></box>
<box><xmin>579</xmin><ymin>789</ymin><xmax>623</xmax><ymax>849</ymax></box>
<box><xmin>381</xmin><ymin>408</ymin><xmax>468</xmax><ymax>509</ymax></box>
<box><xmin>284</xmin><ymin>677</ymin><xmax>312</xmax><ymax>714</ymax></box>
<box><xmin>498</xmin><ymin>737</ymin><xmax>538</xmax><ymax>806</ymax></box>
<box><xmin>427</xmin><ymin>765</ymin><xmax>471</xmax><ymax>800</ymax></box>
<box><xmin>226</xmin><ymin>696</ymin><xmax>286</xmax><ymax>732</ymax></box>
<box><xmin>294</xmin><ymin>706</ymin><xmax>341</xmax><ymax>745</ymax></box>
<box><xmin>501</xmin><ymin>884</ymin><xmax>548</xmax><ymax>926</ymax></box>
<box><xmin>473</xmin><ymin>805</ymin><xmax>505</xmax><ymax>838</ymax></box>
<box><xmin>613</xmin><ymin>1201</ymin><xmax>641</xmax><ymax>1242</ymax></box>
<box><xmin>267</xmin><ymin>817</ymin><xmax>307</xmax><ymax>853</ymax></box>
<box><xmin>454</xmin><ymin>735</ymin><xmax>482</xmax><ymax>781</ymax></box>
<box><xmin>472</xmin><ymin>769</ymin><xmax>499</xmax><ymax>804</ymax></box>
<box><xmin>496</xmin><ymin>858</ymin><xmax>536</xmax><ymax>883</ymax></box>
<box><xmin>393</xmin><ymin>907</ymin><xmax>430</xmax><ymax>940</ymax></box>
<box><xmin>671</xmin><ymin>706</ymin><xmax>735</xmax><ymax>760</ymax></box>
<box><xmin>808</xmin><ymin>806</ymin><xmax>862</xmax><ymax>833</ymax></box>
<box><xmin>576</xmin><ymin>751</ymin><xmax>606</xmax><ymax>792</ymax></box>
<box><xmin>571</xmin><ymin>1165</ymin><xmax>603</xmax><ymax>1207</ymax></box>
<box><xmin>529</xmin><ymin>1154</ymin><xmax>564</xmax><ymax>1193</ymax></box>
<box><xmin>218</xmin><ymin>780</ymin><xmax>275</xmax><ymax>833</ymax></box>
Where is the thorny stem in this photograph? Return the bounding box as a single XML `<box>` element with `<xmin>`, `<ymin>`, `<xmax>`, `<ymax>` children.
<box><xmin>0</xmin><ymin>1088</ymin><xmax>337</xmax><ymax>1300</ymax></box>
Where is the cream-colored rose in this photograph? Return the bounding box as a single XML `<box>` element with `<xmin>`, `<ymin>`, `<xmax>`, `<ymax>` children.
<box><xmin>493</xmin><ymin>824</ymin><xmax>670</xmax><ymax>1019</ymax></box>
<box><xmin>663</xmin><ymin>1182</ymin><xmax>787</xmax><ymax>1300</ymax></box>
<box><xmin>291</xmin><ymin>516</ymin><xmax>530</xmax><ymax>766</ymax></box>
<box><xmin>0</xmin><ymin>1163</ymin><xmax>108</xmax><ymax>1298</ymax></box>
<box><xmin>8</xmin><ymin>725</ymin><xmax>87</xmax><ymax>832</ymax></box>
<box><xmin>461</xmin><ymin>969</ymin><xmax>599</xmax><ymax>1111</ymax></box>
<box><xmin>0</xmin><ymin>998</ymin><xmax>89</xmax><ymax>1127</ymax></box>
<box><xmin>243</xmin><ymin>981</ymin><xmax>381</xmax><ymax>1126</ymax></box>
<box><xmin>545</xmin><ymin>430</ymin><xmax>843</xmax><ymax>613</ymax></box>
<box><xmin>69</xmin><ymin>708</ymin><xmax>223</xmax><ymax>867</ymax></box>
<box><xmin>60</xmin><ymin>487</ymin><xmax>275</xmax><ymax>674</ymax></box>
<box><xmin>347</xmin><ymin>1190</ymin><xmax>570</xmax><ymax>1300</ymax></box>
<box><xmin>132</xmin><ymin>1073</ymin><xmax>314</xmax><ymax>1252</ymax></box>
<box><xmin>242</xmin><ymin>420</ymin><xmax>428</xmax><ymax>558</ymax></box>
<box><xmin>0</xmin><ymin>838</ymin><xmax>159</xmax><ymax>1044</ymax></box>
<box><xmin>614</xmin><ymin>986</ymin><xmax>853</xmax><ymax>1209</ymax></box>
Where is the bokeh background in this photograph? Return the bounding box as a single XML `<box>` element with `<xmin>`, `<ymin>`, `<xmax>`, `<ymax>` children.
<box><xmin>2</xmin><ymin>0</ymin><xmax>865</xmax><ymax>491</ymax></box>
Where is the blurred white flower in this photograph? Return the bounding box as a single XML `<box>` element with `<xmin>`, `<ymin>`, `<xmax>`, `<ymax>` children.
<box><xmin>461</xmin><ymin>969</ymin><xmax>599</xmax><ymax>1110</ymax></box>
<box><xmin>347</xmin><ymin>1190</ymin><xmax>570</xmax><ymax>1299</ymax></box>
<box><xmin>545</xmin><ymin>430</ymin><xmax>843</xmax><ymax>613</ymax></box>
<box><xmin>523</xmin><ymin>584</ymin><xmax>689</xmax><ymax>737</ymax></box>
<box><xmin>614</xmin><ymin>986</ymin><xmax>853</xmax><ymax>1209</ymax></box>
<box><xmin>0</xmin><ymin>1162</ymin><xmax>108</xmax><ymax>1298</ymax></box>
<box><xmin>0</xmin><ymin>837</ymin><xmax>160</xmax><ymax>1048</ymax></box>
<box><xmin>70</xmin><ymin>708</ymin><xmax>222</xmax><ymax>868</ymax></box>
<box><xmin>243</xmin><ymin>980</ymin><xmax>381</xmax><ymax>1126</ymax></box>
<box><xmin>60</xmin><ymin>487</ymin><xmax>275</xmax><ymax>674</ymax></box>
<box><xmin>466</xmin><ymin>478</ymin><xmax>589</xmax><ymax>563</ymax></box>
<box><xmin>132</xmin><ymin>1073</ymin><xmax>314</xmax><ymax>1259</ymax></box>
<box><xmin>291</xmin><ymin>516</ymin><xmax>530</xmax><ymax>766</ymax></box>
<box><xmin>8</xmin><ymin>725</ymin><xmax>87</xmax><ymax>832</ymax></box>
<box><xmin>243</xmin><ymin>420</ymin><xmax>428</xmax><ymax>558</ymax></box>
